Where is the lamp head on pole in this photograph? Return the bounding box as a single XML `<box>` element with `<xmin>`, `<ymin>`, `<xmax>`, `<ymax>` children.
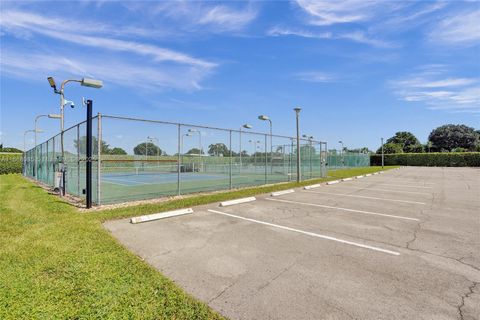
<box><xmin>242</xmin><ymin>124</ymin><xmax>252</xmax><ymax>129</ymax></box>
<box><xmin>294</xmin><ymin>107</ymin><xmax>301</xmax><ymax>114</ymax></box>
<box><xmin>258</xmin><ymin>115</ymin><xmax>269</xmax><ymax>121</ymax></box>
<box><xmin>81</xmin><ymin>78</ymin><xmax>103</xmax><ymax>89</ymax></box>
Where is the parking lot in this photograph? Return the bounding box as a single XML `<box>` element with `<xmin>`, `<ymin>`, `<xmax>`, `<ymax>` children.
<box><xmin>105</xmin><ymin>167</ymin><xmax>480</xmax><ymax>320</ymax></box>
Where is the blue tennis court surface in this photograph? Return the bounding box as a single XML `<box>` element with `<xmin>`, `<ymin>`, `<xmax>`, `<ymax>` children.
<box><xmin>102</xmin><ymin>172</ymin><xmax>228</xmax><ymax>186</ymax></box>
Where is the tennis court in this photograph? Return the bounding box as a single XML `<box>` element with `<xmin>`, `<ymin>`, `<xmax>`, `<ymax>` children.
<box><xmin>105</xmin><ymin>167</ymin><xmax>480</xmax><ymax>319</ymax></box>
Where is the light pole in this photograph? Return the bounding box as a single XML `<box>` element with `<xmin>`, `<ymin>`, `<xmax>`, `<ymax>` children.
<box><xmin>381</xmin><ymin>137</ymin><xmax>384</xmax><ymax>168</ymax></box>
<box><xmin>24</xmin><ymin>129</ymin><xmax>43</xmax><ymax>175</ymax></box>
<box><xmin>181</xmin><ymin>133</ymin><xmax>193</xmax><ymax>155</ymax></box>
<box><xmin>303</xmin><ymin>134</ymin><xmax>314</xmax><ymax>178</ymax></box>
<box><xmin>338</xmin><ymin>140</ymin><xmax>344</xmax><ymax>168</ymax></box>
<box><xmin>249</xmin><ymin>139</ymin><xmax>260</xmax><ymax>170</ymax></box>
<box><xmin>47</xmin><ymin>77</ymin><xmax>102</xmax><ymax>195</ymax></box>
<box><xmin>258</xmin><ymin>115</ymin><xmax>273</xmax><ymax>173</ymax></box>
<box><xmin>34</xmin><ymin>114</ymin><xmax>61</xmax><ymax>179</ymax></box>
<box><xmin>188</xmin><ymin>129</ymin><xmax>202</xmax><ymax>155</ymax></box>
<box><xmin>294</xmin><ymin>107</ymin><xmax>301</xmax><ymax>182</ymax></box>
<box><xmin>147</xmin><ymin>136</ymin><xmax>159</xmax><ymax>159</ymax></box>
<box><xmin>239</xmin><ymin>124</ymin><xmax>252</xmax><ymax>170</ymax></box>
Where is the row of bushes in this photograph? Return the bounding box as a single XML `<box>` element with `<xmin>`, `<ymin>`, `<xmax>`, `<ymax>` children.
<box><xmin>370</xmin><ymin>152</ymin><xmax>480</xmax><ymax>167</ymax></box>
<box><xmin>0</xmin><ymin>153</ymin><xmax>23</xmax><ymax>174</ymax></box>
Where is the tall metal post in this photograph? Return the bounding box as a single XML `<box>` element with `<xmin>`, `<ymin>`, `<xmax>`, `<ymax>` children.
<box><xmin>381</xmin><ymin>137</ymin><xmax>384</xmax><ymax>168</ymax></box>
<box><xmin>229</xmin><ymin>130</ymin><xmax>233</xmax><ymax>189</ymax></box>
<box><xmin>264</xmin><ymin>134</ymin><xmax>268</xmax><ymax>184</ymax></box>
<box><xmin>85</xmin><ymin>99</ymin><xmax>93</xmax><ymax>209</ymax></box>
<box><xmin>177</xmin><ymin>124</ymin><xmax>181</xmax><ymax>196</ymax></box>
<box><xmin>77</xmin><ymin>125</ymin><xmax>80</xmax><ymax>197</ymax></box>
<box><xmin>97</xmin><ymin>113</ymin><xmax>102</xmax><ymax>205</ymax></box>
<box><xmin>294</xmin><ymin>108</ymin><xmax>301</xmax><ymax>182</ymax></box>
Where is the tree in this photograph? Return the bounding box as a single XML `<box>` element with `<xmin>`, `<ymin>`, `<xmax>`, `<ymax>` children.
<box><xmin>74</xmin><ymin>136</ymin><xmax>111</xmax><ymax>155</ymax></box>
<box><xmin>186</xmin><ymin>148</ymin><xmax>204</xmax><ymax>155</ymax></box>
<box><xmin>428</xmin><ymin>124</ymin><xmax>480</xmax><ymax>152</ymax></box>
<box><xmin>376</xmin><ymin>143</ymin><xmax>403</xmax><ymax>154</ymax></box>
<box><xmin>108</xmin><ymin>147</ymin><xmax>127</xmax><ymax>155</ymax></box>
<box><xmin>386</xmin><ymin>131</ymin><xmax>423</xmax><ymax>153</ymax></box>
<box><xmin>133</xmin><ymin>142</ymin><xmax>162</xmax><ymax>156</ymax></box>
<box><xmin>0</xmin><ymin>146</ymin><xmax>23</xmax><ymax>153</ymax></box>
<box><xmin>208</xmin><ymin>143</ymin><xmax>230</xmax><ymax>157</ymax></box>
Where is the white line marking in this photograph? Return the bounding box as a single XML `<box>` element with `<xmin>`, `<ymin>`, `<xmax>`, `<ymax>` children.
<box><xmin>220</xmin><ymin>197</ymin><xmax>256</xmax><ymax>207</ymax></box>
<box><xmin>330</xmin><ymin>186</ymin><xmax>431</xmax><ymax>195</ymax></box>
<box><xmin>102</xmin><ymin>177</ymin><xmax>151</xmax><ymax>185</ymax></box>
<box><xmin>271</xmin><ymin>189</ymin><xmax>295</xmax><ymax>197</ymax></box>
<box><xmin>353</xmin><ymin>182</ymin><xmax>433</xmax><ymax>189</ymax></box>
<box><xmin>265</xmin><ymin>198</ymin><xmax>419</xmax><ymax>221</ymax></box>
<box><xmin>304</xmin><ymin>190</ymin><xmax>426</xmax><ymax>205</ymax></box>
<box><xmin>207</xmin><ymin>209</ymin><xmax>400</xmax><ymax>256</ymax></box>
<box><xmin>130</xmin><ymin>208</ymin><xmax>193</xmax><ymax>224</ymax></box>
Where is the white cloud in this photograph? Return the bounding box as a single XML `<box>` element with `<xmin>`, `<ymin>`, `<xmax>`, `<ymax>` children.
<box><xmin>1</xmin><ymin>50</ymin><xmax>209</xmax><ymax>91</ymax></box>
<box><xmin>267</xmin><ymin>26</ymin><xmax>394</xmax><ymax>48</ymax></box>
<box><xmin>390</xmin><ymin>68</ymin><xmax>480</xmax><ymax>113</ymax></box>
<box><xmin>294</xmin><ymin>0</ymin><xmax>403</xmax><ymax>26</ymax></box>
<box><xmin>0</xmin><ymin>9</ymin><xmax>217</xmax><ymax>91</ymax></box>
<box><xmin>198</xmin><ymin>5</ymin><xmax>258</xmax><ymax>31</ymax></box>
<box><xmin>428</xmin><ymin>9</ymin><xmax>480</xmax><ymax>46</ymax></box>
<box><xmin>294</xmin><ymin>71</ymin><xmax>336</xmax><ymax>83</ymax></box>
<box><xmin>146</xmin><ymin>1</ymin><xmax>257</xmax><ymax>32</ymax></box>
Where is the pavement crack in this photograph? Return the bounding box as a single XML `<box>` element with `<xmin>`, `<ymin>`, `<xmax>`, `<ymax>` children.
<box><xmin>256</xmin><ymin>260</ymin><xmax>297</xmax><ymax>293</ymax></box>
<box><xmin>458</xmin><ymin>281</ymin><xmax>478</xmax><ymax>320</ymax></box>
<box><xmin>208</xmin><ymin>278</ymin><xmax>240</xmax><ymax>304</ymax></box>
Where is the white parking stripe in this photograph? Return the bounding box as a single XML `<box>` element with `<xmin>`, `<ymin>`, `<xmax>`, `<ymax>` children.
<box><xmin>352</xmin><ymin>183</ymin><xmax>433</xmax><ymax>189</ymax></box>
<box><xmin>329</xmin><ymin>186</ymin><xmax>431</xmax><ymax>195</ymax></box>
<box><xmin>304</xmin><ymin>190</ymin><xmax>426</xmax><ymax>205</ymax></box>
<box><xmin>264</xmin><ymin>198</ymin><xmax>419</xmax><ymax>221</ymax></box>
<box><xmin>207</xmin><ymin>209</ymin><xmax>400</xmax><ymax>256</ymax></box>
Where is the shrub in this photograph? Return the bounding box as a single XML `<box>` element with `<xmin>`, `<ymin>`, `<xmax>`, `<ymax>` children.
<box><xmin>370</xmin><ymin>152</ymin><xmax>480</xmax><ymax>167</ymax></box>
<box><xmin>0</xmin><ymin>153</ymin><xmax>23</xmax><ymax>174</ymax></box>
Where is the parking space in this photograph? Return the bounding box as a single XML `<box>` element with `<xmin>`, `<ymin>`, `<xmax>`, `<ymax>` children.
<box><xmin>104</xmin><ymin>167</ymin><xmax>480</xmax><ymax>320</ymax></box>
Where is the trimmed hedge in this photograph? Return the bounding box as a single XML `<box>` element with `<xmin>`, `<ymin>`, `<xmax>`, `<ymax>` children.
<box><xmin>0</xmin><ymin>153</ymin><xmax>23</xmax><ymax>174</ymax></box>
<box><xmin>370</xmin><ymin>152</ymin><xmax>480</xmax><ymax>167</ymax></box>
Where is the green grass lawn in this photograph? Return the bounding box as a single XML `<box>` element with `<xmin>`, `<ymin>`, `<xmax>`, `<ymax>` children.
<box><xmin>0</xmin><ymin>166</ymin><xmax>396</xmax><ymax>319</ymax></box>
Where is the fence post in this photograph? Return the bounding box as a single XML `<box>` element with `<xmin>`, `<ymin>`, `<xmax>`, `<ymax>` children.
<box><xmin>229</xmin><ymin>130</ymin><xmax>233</xmax><ymax>189</ymax></box>
<box><xmin>177</xmin><ymin>124</ymin><xmax>181</xmax><ymax>196</ymax></box>
<box><xmin>85</xmin><ymin>99</ymin><xmax>93</xmax><ymax>209</ymax></box>
<box><xmin>97</xmin><ymin>113</ymin><xmax>102</xmax><ymax>205</ymax></box>
<box><xmin>264</xmin><ymin>134</ymin><xmax>268</xmax><ymax>184</ymax></box>
<box><xmin>77</xmin><ymin>125</ymin><xmax>80</xmax><ymax>197</ymax></box>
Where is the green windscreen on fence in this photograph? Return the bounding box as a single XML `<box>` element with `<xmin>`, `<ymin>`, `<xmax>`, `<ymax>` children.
<box><xmin>23</xmin><ymin>114</ymin><xmax>370</xmax><ymax>205</ymax></box>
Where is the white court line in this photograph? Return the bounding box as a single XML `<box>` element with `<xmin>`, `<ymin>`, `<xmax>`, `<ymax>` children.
<box><xmin>207</xmin><ymin>209</ymin><xmax>400</xmax><ymax>256</ymax></box>
<box><xmin>330</xmin><ymin>185</ymin><xmax>431</xmax><ymax>196</ymax></box>
<box><xmin>102</xmin><ymin>178</ymin><xmax>151</xmax><ymax>186</ymax></box>
<box><xmin>353</xmin><ymin>182</ymin><xmax>433</xmax><ymax>189</ymax></box>
<box><xmin>265</xmin><ymin>198</ymin><xmax>419</xmax><ymax>221</ymax></box>
<box><xmin>304</xmin><ymin>190</ymin><xmax>426</xmax><ymax>205</ymax></box>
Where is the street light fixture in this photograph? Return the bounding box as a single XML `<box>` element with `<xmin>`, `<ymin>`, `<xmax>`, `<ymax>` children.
<box><xmin>239</xmin><ymin>124</ymin><xmax>252</xmax><ymax>169</ymax></box>
<box><xmin>258</xmin><ymin>115</ymin><xmax>273</xmax><ymax>173</ymax></box>
<box><xmin>248</xmin><ymin>139</ymin><xmax>261</xmax><ymax>169</ymax></box>
<box><xmin>188</xmin><ymin>129</ymin><xmax>202</xmax><ymax>155</ymax></box>
<box><xmin>294</xmin><ymin>107</ymin><xmax>301</xmax><ymax>182</ymax></box>
<box><xmin>47</xmin><ymin>76</ymin><xmax>103</xmax><ymax>196</ymax></box>
<box><xmin>33</xmin><ymin>114</ymin><xmax>61</xmax><ymax>178</ymax></box>
<box><xmin>338</xmin><ymin>140</ymin><xmax>345</xmax><ymax>168</ymax></box>
<box><xmin>181</xmin><ymin>133</ymin><xmax>193</xmax><ymax>154</ymax></box>
<box><xmin>147</xmin><ymin>136</ymin><xmax>160</xmax><ymax>159</ymax></box>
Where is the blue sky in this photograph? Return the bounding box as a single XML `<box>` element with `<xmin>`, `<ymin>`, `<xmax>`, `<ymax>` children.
<box><xmin>1</xmin><ymin>0</ymin><xmax>479</xmax><ymax>153</ymax></box>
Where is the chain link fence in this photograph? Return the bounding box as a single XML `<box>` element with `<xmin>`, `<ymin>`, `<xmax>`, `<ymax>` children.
<box><xmin>24</xmin><ymin>114</ymin><xmax>369</xmax><ymax>205</ymax></box>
